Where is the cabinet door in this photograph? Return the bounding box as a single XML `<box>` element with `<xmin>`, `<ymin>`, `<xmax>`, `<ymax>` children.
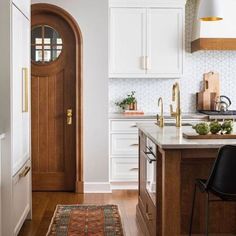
<box><xmin>147</xmin><ymin>8</ymin><xmax>184</xmax><ymax>78</ymax></box>
<box><xmin>12</xmin><ymin>0</ymin><xmax>30</xmax><ymax>19</ymax></box>
<box><xmin>12</xmin><ymin>5</ymin><xmax>30</xmax><ymax>175</ymax></box>
<box><xmin>109</xmin><ymin>8</ymin><xmax>146</xmax><ymax>77</ymax></box>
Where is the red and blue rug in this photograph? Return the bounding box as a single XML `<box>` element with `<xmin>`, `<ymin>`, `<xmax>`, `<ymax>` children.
<box><xmin>47</xmin><ymin>205</ymin><xmax>124</xmax><ymax>236</ymax></box>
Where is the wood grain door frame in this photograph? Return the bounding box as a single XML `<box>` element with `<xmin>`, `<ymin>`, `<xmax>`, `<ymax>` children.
<box><xmin>31</xmin><ymin>3</ymin><xmax>84</xmax><ymax>193</ymax></box>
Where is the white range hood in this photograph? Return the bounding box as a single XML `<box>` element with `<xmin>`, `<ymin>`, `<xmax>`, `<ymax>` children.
<box><xmin>191</xmin><ymin>0</ymin><xmax>236</xmax><ymax>52</ymax></box>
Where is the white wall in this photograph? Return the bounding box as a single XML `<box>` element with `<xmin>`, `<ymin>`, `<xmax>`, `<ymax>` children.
<box><xmin>31</xmin><ymin>0</ymin><xmax>109</xmax><ymax>185</ymax></box>
<box><xmin>110</xmin><ymin>0</ymin><xmax>236</xmax><ymax>113</ymax></box>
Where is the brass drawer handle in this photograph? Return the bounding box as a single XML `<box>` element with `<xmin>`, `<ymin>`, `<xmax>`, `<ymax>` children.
<box><xmin>19</xmin><ymin>166</ymin><xmax>31</xmax><ymax>178</ymax></box>
<box><xmin>130</xmin><ymin>167</ymin><xmax>138</xmax><ymax>171</ymax></box>
<box><xmin>130</xmin><ymin>143</ymin><xmax>139</xmax><ymax>146</ymax></box>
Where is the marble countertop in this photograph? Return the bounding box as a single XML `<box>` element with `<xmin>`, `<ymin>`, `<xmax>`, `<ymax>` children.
<box><xmin>138</xmin><ymin>123</ymin><xmax>236</xmax><ymax>149</ymax></box>
<box><xmin>109</xmin><ymin>112</ymin><xmax>208</xmax><ymax>120</ymax></box>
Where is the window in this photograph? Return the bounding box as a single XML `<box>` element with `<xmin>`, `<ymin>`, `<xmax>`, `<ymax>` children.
<box><xmin>31</xmin><ymin>25</ymin><xmax>63</xmax><ymax>63</ymax></box>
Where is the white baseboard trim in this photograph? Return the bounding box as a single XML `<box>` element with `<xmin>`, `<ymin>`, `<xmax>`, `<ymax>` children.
<box><xmin>110</xmin><ymin>181</ymin><xmax>138</xmax><ymax>190</ymax></box>
<box><xmin>84</xmin><ymin>182</ymin><xmax>112</xmax><ymax>193</ymax></box>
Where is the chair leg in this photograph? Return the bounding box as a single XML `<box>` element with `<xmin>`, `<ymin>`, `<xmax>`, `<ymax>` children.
<box><xmin>205</xmin><ymin>192</ymin><xmax>210</xmax><ymax>236</ymax></box>
<box><xmin>189</xmin><ymin>184</ymin><xmax>197</xmax><ymax>236</ymax></box>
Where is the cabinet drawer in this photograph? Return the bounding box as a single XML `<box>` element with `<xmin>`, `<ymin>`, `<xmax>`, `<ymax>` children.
<box><xmin>111</xmin><ymin>134</ymin><xmax>139</xmax><ymax>156</ymax></box>
<box><xmin>13</xmin><ymin>160</ymin><xmax>31</xmax><ymax>235</ymax></box>
<box><xmin>110</xmin><ymin>120</ymin><xmax>155</xmax><ymax>133</ymax></box>
<box><xmin>111</xmin><ymin>158</ymin><xmax>138</xmax><ymax>181</ymax></box>
<box><xmin>110</xmin><ymin>120</ymin><xmax>139</xmax><ymax>133</ymax></box>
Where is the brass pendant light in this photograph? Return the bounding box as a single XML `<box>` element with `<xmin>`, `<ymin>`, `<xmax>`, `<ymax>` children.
<box><xmin>198</xmin><ymin>0</ymin><xmax>223</xmax><ymax>21</ymax></box>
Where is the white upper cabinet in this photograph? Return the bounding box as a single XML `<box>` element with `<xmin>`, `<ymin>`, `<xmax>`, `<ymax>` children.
<box><xmin>109</xmin><ymin>8</ymin><xmax>146</xmax><ymax>77</ymax></box>
<box><xmin>109</xmin><ymin>5</ymin><xmax>185</xmax><ymax>78</ymax></box>
<box><xmin>147</xmin><ymin>8</ymin><xmax>183</xmax><ymax>77</ymax></box>
<box><xmin>12</xmin><ymin>0</ymin><xmax>30</xmax><ymax>19</ymax></box>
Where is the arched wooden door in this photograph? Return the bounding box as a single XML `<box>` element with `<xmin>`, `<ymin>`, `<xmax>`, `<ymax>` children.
<box><xmin>31</xmin><ymin>4</ymin><xmax>83</xmax><ymax>192</ymax></box>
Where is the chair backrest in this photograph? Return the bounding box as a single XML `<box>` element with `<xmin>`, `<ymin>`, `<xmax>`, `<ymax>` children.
<box><xmin>206</xmin><ymin>145</ymin><xmax>236</xmax><ymax>195</ymax></box>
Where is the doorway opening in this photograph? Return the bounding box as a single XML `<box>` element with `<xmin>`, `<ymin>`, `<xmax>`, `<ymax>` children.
<box><xmin>31</xmin><ymin>4</ymin><xmax>83</xmax><ymax>193</ymax></box>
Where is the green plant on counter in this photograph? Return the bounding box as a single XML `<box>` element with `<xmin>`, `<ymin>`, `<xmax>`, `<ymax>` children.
<box><xmin>115</xmin><ymin>91</ymin><xmax>137</xmax><ymax>110</ymax></box>
<box><xmin>192</xmin><ymin>123</ymin><xmax>210</xmax><ymax>135</ymax></box>
<box><xmin>193</xmin><ymin>120</ymin><xmax>234</xmax><ymax>135</ymax></box>
<box><xmin>221</xmin><ymin>120</ymin><xmax>234</xmax><ymax>134</ymax></box>
<box><xmin>209</xmin><ymin>121</ymin><xmax>222</xmax><ymax>134</ymax></box>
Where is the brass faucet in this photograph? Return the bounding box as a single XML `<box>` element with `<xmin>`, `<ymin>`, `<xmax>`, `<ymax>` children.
<box><xmin>170</xmin><ymin>82</ymin><xmax>182</xmax><ymax>127</ymax></box>
<box><xmin>157</xmin><ymin>97</ymin><xmax>164</xmax><ymax>127</ymax></box>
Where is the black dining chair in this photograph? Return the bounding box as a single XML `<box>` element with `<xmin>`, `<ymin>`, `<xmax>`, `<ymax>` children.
<box><xmin>189</xmin><ymin>145</ymin><xmax>236</xmax><ymax>236</ymax></box>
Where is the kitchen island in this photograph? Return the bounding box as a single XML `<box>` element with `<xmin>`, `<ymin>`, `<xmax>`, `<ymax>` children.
<box><xmin>137</xmin><ymin>123</ymin><xmax>236</xmax><ymax>236</ymax></box>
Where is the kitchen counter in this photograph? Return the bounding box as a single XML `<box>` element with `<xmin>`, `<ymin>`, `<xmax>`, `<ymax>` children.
<box><xmin>109</xmin><ymin>112</ymin><xmax>208</xmax><ymax>120</ymax></box>
<box><xmin>138</xmin><ymin>123</ymin><xmax>236</xmax><ymax>149</ymax></box>
<box><xmin>137</xmin><ymin>124</ymin><xmax>236</xmax><ymax>236</ymax></box>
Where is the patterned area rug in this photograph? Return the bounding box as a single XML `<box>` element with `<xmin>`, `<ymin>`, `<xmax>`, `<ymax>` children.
<box><xmin>47</xmin><ymin>204</ymin><xmax>124</xmax><ymax>236</ymax></box>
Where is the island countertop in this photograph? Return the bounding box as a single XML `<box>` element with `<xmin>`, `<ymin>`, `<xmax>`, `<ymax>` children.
<box><xmin>138</xmin><ymin>123</ymin><xmax>236</xmax><ymax>149</ymax></box>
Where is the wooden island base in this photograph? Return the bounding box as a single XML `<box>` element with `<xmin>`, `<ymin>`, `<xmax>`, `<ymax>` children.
<box><xmin>137</xmin><ymin>130</ymin><xmax>236</xmax><ymax>236</ymax></box>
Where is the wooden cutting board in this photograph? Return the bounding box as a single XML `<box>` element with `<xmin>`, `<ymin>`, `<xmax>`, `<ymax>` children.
<box><xmin>183</xmin><ymin>132</ymin><xmax>236</xmax><ymax>139</ymax></box>
<box><xmin>196</xmin><ymin>71</ymin><xmax>220</xmax><ymax>110</ymax></box>
<box><xmin>203</xmin><ymin>71</ymin><xmax>220</xmax><ymax>96</ymax></box>
<box><xmin>196</xmin><ymin>91</ymin><xmax>216</xmax><ymax>110</ymax></box>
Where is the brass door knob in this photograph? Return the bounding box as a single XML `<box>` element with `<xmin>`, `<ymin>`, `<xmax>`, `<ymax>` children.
<box><xmin>67</xmin><ymin>109</ymin><xmax>72</xmax><ymax>125</ymax></box>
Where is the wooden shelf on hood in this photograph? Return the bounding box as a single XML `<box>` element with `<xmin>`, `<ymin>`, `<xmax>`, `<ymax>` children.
<box><xmin>191</xmin><ymin>38</ymin><xmax>236</xmax><ymax>53</ymax></box>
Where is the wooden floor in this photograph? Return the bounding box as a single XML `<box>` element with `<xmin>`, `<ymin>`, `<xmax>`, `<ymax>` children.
<box><xmin>19</xmin><ymin>190</ymin><xmax>144</xmax><ymax>236</ymax></box>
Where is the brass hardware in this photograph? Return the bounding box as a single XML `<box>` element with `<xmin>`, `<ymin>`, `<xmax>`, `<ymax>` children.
<box><xmin>145</xmin><ymin>56</ymin><xmax>149</xmax><ymax>70</ymax></box>
<box><xmin>22</xmin><ymin>68</ymin><xmax>29</xmax><ymax>112</ymax></box>
<box><xmin>141</xmin><ymin>56</ymin><xmax>146</xmax><ymax>70</ymax></box>
<box><xmin>130</xmin><ymin>167</ymin><xmax>139</xmax><ymax>171</ymax></box>
<box><xmin>19</xmin><ymin>166</ymin><xmax>31</xmax><ymax>178</ymax></box>
<box><xmin>170</xmin><ymin>82</ymin><xmax>182</xmax><ymax>127</ymax></box>
<box><xmin>67</xmin><ymin>109</ymin><xmax>73</xmax><ymax>125</ymax></box>
<box><xmin>157</xmin><ymin>97</ymin><xmax>164</xmax><ymax>128</ymax></box>
<box><xmin>130</xmin><ymin>143</ymin><xmax>139</xmax><ymax>146</ymax></box>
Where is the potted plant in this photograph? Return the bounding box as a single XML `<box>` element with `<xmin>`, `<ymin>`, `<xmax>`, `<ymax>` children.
<box><xmin>115</xmin><ymin>91</ymin><xmax>137</xmax><ymax>111</ymax></box>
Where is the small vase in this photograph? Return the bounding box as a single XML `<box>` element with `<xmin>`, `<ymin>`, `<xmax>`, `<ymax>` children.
<box><xmin>128</xmin><ymin>102</ymin><xmax>137</xmax><ymax>111</ymax></box>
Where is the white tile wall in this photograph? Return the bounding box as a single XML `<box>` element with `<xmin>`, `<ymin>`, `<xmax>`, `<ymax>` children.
<box><xmin>109</xmin><ymin>0</ymin><xmax>236</xmax><ymax>113</ymax></box>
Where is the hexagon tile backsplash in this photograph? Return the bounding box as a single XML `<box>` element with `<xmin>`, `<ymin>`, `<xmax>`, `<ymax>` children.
<box><xmin>109</xmin><ymin>0</ymin><xmax>236</xmax><ymax>113</ymax></box>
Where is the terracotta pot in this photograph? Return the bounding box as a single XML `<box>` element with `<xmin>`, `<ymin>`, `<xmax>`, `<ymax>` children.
<box><xmin>128</xmin><ymin>102</ymin><xmax>137</xmax><ymax>110</ymax></box>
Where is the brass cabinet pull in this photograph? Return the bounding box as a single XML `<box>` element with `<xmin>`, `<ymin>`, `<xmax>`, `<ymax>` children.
<box><xmin>22</xmin><ymin>68</ymin><xmax>29</xmax><ymax>112</ymax></box>
<box><xmin>130</xmin><ymin>167</ymin><xmax>139</xmax><ymax>171</ymax></box>
<box><xmin>67</xmin><ymin>109</ymin><xmax>72</xmax><ymax>125</ymax></box>
<box><xmin>19</xmin><ymin>166</ymin><xmax>31</xmax><ymax>178</ymax></box>
<box><xmin>130</xmin><ymin>143</ymin><xmax>139</xmax><ymax>147</ymax></box>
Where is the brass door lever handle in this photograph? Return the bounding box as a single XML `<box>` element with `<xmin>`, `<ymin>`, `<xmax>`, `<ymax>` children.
<box><xmin>67</xmin><ymin>109</ymin><xmax>72</xmax><ymax>125</ymax></box>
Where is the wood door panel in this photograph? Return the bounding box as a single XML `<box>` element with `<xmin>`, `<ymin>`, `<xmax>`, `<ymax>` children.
<box><xmin>32</xmin><ymin>10</ymin><xmax>76</xmax><ymax>191</ymax></box>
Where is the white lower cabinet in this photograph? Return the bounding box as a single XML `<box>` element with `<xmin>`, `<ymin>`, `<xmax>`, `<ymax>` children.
<box><xmin>109</xmin><ymin>119</ymin><xmax>155</xmax><ymax>189</ymax></box>
<box><xmin>111</xmin><ymin>134</ymin><xmax>139</xmax><ymax>156</ymax></box>
<box><xmin>111</xmin><ymin>158</ymin><xmax>138</xmax><ymax>181</ymax></box>
<box><xmin>109</xmin><ymin>117</ymin><xmax>207</xmax><ymax>190</ymax></box>
<box><xmin>12</xmin><ymin>161</ymin><xmax>31</xmax><ymax>235</ymax></box>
